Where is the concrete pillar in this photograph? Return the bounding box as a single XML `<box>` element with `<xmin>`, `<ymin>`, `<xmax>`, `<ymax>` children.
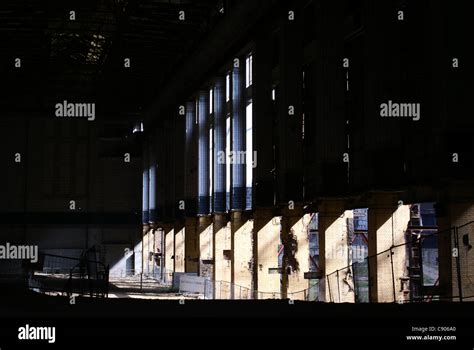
<box><xmin>143</xmin><ymin>228</ymin><xmax>149</xmax><ymax>276</ymax></box>
<box><xmin>163</xmin><ymin>123</ymin><xmax>175</xmax><ymax>223</ymax></box>
<box><xmin>155</xmin><ymin>227</ymin><xmax>165</xmax><ymax>279</ymax></box>
<box><xmin>231</xmin><ymin>211</ymin><xmax>254</xmax><ymax>298</ymax></box>
<box><xmin>141</xmin><ymin>224</ymin><xmax>150</xmax><ymax>276</ymax></box>
<box><xmin>253</xmin><ymin>30</ymin><xmax>274</xmax><ymax>208</ymax></box>
<box><xmin>164</xmin><ymin>224</ymin><xmax>174</xmax><ymax>282</ymax></box>
<box><xmin>252</xmin><ymin>29</ymin><xmax>277</xmax><ymax>299</ymax></box>
<box><xmin>437</xmin><ymin>201</ymin><xmax>474</xmax><ymax>301</ymax></box>
<box><xmin>198</xmin><ymin>216</ymin><xmax>213</xmax><ymax>278</ymax></box>
<box><xmin>368</xmin><ymin>193</ymin><xmax>410</xmax><ymax>303</ymax></box>
<box><xmin>437</xmin><ymin>203</ymin><xmax>454</xmax><ymax>301</ymax></box>
<box><xmin>287</xmin><ymin>211</ymin><xmax>310</xmax><ymax>300</ymax></box>
<box><xmin>311</xmin><ymin>2</ymin><xmax>346</xmax><ymax>196</ymax></box>
<box><xmin>254</xmin><ymin>209</ymin><xmax>280</xmax><ymax>298</ymax></box>
<box><xmin>280</xmin><ymin>205</ymin><xmax>308</xmax><ymax>300</ymax></box>
<box><xmin>142</xmin><ymin>226</ymin><xmax>160</xmax><ymax>278</ymax></box>
<box><xmin>134</xmin><ymin>231</ymin><xmax>143</xmax><ymax>276</ymax></box>
<box><xmin>174</xmin><ymin>221</ymin><xmax>185</xmax><ymax>273</ymax></box>
<box><xmin>174</xmin><ymin>102</ymin><xmax>185</xmax><ymax>222</ymax></box>
<box><xmin>184</xmin><ymin>217</ymin><xmax>199</xmax><ymax>273</ymax></box>
<box><xmin>155</xmin><ymin>127</ymin><xmax>166</xmax><ymax>224</ymax></box>
<box><xmin>184</xmin><ymin>100</ymin><xmax>199</xmax><ymax>276</ymax></box>
<box><xmin>319</xmin><ymin>201</ymin><xmax>357</xmax><ymax>303</ymax></box>
<box><xmin>214</xmin><ymin>213</ymin><xmax>231</xmax><ymax>298</ymax></box>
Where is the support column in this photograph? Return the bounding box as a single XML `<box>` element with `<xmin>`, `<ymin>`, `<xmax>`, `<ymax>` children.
<box><xmin>367</xmin><ymin>193</ymin><xmax>410</xmax><ymax>303</ymax></box>
<box><xmin>184</xmin><ymin>101</ymin><xmax>199</xmax><ymax>274</ymax></box>
<box><xmin>198</xmin><ymin>216</ymin><xmax>213</xmax><ymax>278</ymax></box>
<box><xmin>253</xmin><ymin>27</ymin><xmax>275</xmax><ymax>208</ymax></box>
<box><xmin>252</xmin><ymin>29</ymin><xmax>277</xmax><ymax>299</ymax></box>
<box><xmin>254</xmin><ymin>209</ymin><xmax>280</xmax><ymax>298</ymax></box>
<box><xmin>197</xmin><ymin>88</ymin><xmax>213</xmax><ymax>279</ymax></box>
<box><xmin>143</xmin><ymin>226</ymin><xmax>159</xmax><ymax>278</ymax></box>
<box><xmin>133</xmin><ymin>233</ymin><xmax>142</xmax><ymax>277</ymax></box>
<box><xmin>281</xmin><ymin>205</ymin><xmax>308</xmax><ymax>300</ymax></box>
<box><xmin>163</xmin><ymin>122</ymin><xmax>175</xmax><ymax>223</ymax></box>
<box><xmin>155</xmin><ymin>227</ymin><xmax>164</xmax><ymax>280</ymax></box>
<box><xmin>436</xmin><ymin>202</ymin><xmax>454</xmax><ymax>301</ymax></box>
<box><xmin>231</xmin><ymin>211</ymin><xmax>254</xmax><ymax>298</ymax></box>
<box><xmin>142</xmin><ymin>225</ymin><xmax>150</xmax><ymax>276</ymax></box>
<box><xmin>146</xmin><ymin>134</ymin><xmax>159</xmax><ymax>278</ymax></box>
<box><xmin>214</xmin><ymin>213</ymin><xmax>231</xmax><ymax>298</ymax></box>
<box><xmin>277</xmin><ymin>8</ymin><xmax>303</xmax><ymax>204</ymax></box>
<box><xmin>149</xmin><ymin>138</ymin><xmax>157</xmax><ymax>224</ymax></box>
<box><xmin>142</xmin><ymin>140</ymin><xmax>150</xmax><ymax>225</ymax></box>
<box><xmin>288</xmin><ymin>210</ymin><xmax>310</xmax><ymax>300</ymax></box>
<box><xmin>173</xmin><ymin>105</ymin><xmax>186</xmax><ymax>275</ymax></box>
<box><xmin>312</xmin><ymin>2</ymin><xmax>346</xmax><ymax>195</ymax></box>
<box><xmin>184</xmin><ymin>217</ymin><xmax>199</xmax><ymax>273</ymax></box>
<box><xmin>174</xmin><ymin>221</ymin><xmax>185</xmax><ymax>273</ymax></box>
<box><xmin>437</xmin><ymin>201</ymin><xmax>474</xmax><ymax>302</ymax></box>
<box><xmin>164</xmin><ymin>224</ymin><xmax>174</xmax><ymax>283</ymax></box>
<box><xmin>141</xmin><ymin>139</ymin><xmax>150</xmax><ymax>276</ymax></box>
<box><xmin>318</xmin><ymin>200</ymin><xmax>346</xmax><ymax>302</ymax></box>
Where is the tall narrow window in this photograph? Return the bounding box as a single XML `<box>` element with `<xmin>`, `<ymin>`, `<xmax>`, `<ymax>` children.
<box><xmin>226</xmin><ymin>74</ymin><xmax>231</xmax><ymax>102</ymax></box>
<box><xmin>195</xmin><ymin>99</ymin><xmax>199</xmax><ymax>124</ymax></box>
<box><xmin>209</xmin><ymin>86</ymin><xmax>214</xmax><ymax>213</ymax></box>
<box><xmin>226</xmin><ymin>114</ymin><xmax>231</xmax><ymax>210</ymax></box>
<box><xmin>209</xmin><ymin>127</ymin><xmax>213</xmax><ymax>212</ymax></box>
<box><xmin>246</xmin><ymin>54</ymin><xmax>253</xmax><ymax>88</ymax></box>
<box><xmin>352</xmin><ymin>208</ymin><xmax>369</xmax><ymax>303</ymax></box>
<box><xmin>209</xmin><ymin>89</ymin><xmax>213</xmax><ymax>114</ymax></box>
<box><xmin>246</xmin><ymin>103</ymin><xmax>253</xmax><ymax>209</ymax></box>
<box><xmin>133</xmin><ymin>122</ymin><xmax>144</xmax><ymax>134</ymax></box>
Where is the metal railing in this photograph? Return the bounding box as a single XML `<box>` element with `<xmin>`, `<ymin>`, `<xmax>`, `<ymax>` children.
<box><xmin>202</xmin><ymin>222</ymin><xmax>474</xmax><ymax>303</ymax></box>
<box><xmin>324</xmin><ymin>224</ymin><xmax>474</xmax><ymax>303</ymax></box>
<box><xmin>108</xmin><ymin>268</ymin><xmax>174</xmax><ymax>288</ymax></box>
<box><xmin>203</xmin><ymin>280</ymin><xmax>319</xmax><ymax>301</ymax></box>
<box><xmin>27</xmin><ymin>252</ymin><xmax>109</xmax><ymax>298</ymax></box>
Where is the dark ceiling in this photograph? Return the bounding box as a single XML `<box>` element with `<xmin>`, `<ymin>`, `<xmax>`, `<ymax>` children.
<box><xmin>0</xmin><ymin>0</ymin><xmax>223</xmax><ymax>120</ymax></box>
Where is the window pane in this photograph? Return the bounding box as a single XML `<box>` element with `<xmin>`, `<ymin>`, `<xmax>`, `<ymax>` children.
<box><xmin>209</xmin><ymin>127</ymin><xmax>213</xmax><ymax>211</ymax></box>
<box><xmin>209</xmin><ymin>88</ymin><xmax>213</xmax><ymax>114</ymax></box>
<box><xmin>245</xmin><ymin>55</ymin><xmax>253</xmax><ymax>88</ymax></box>
<box><xmin>246</xmin><ymin>103</ymin><xmax>253</xmax><ymax>209</ymax></box>
<box><xmin>226</xmin><ymin>116</ymin><xmax>231</xmax><ymax>210</ymax></box>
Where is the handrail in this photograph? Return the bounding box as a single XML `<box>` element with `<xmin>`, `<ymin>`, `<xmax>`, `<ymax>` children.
<box><xmin>206</xmin><ymin>279</ymin><xmax>318</xmax><ymax>300</ymax></box>
<box><xmin>65</xmin><ymin>256</ymin><xmax>109</xmax><ymax>298</ymax></box>
<box><xmin>28</xmin><ymin>252</ymin><xmax>110</xmax><ymax>298</ymax></box>
<box><xmin>455</xmin><ymin>220</ymin><xmax>474</xmax><ymax>229</ymax></box>
<box><xmin>325</xmin><ymin>226</ymin><xmax>452</xmax><ymax>280</ymax></box>
<box><xmin>205</xmin><ymin>223</ymin><xmax>471</xmax><ymax>302</ymax></box>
